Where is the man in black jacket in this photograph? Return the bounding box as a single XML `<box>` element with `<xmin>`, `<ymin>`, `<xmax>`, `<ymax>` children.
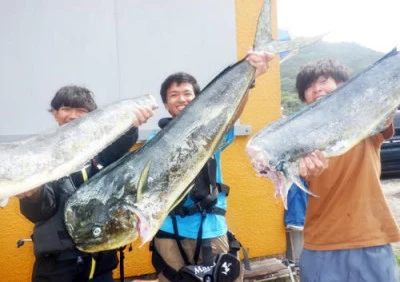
<box><xmin>19</xmin><ymin>85</ymin><xmax>153</xmax><ymax>282</ymax></box>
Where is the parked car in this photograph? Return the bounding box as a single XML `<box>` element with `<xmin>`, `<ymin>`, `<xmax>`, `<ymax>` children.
<box><xmin>380</xmin><ymin>112</ymin><xmax>400</xmax><ymax>178</ymax></box>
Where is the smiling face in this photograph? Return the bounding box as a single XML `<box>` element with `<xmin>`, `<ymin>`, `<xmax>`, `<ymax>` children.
<box><xmin>164</xmin><ymin>82</ymin><xmax>196</xmax><ymax>117</ymax></box>
<box><xmin>51</xmin><ymin>106</ymin><xmax>89</xmax><ymax>125</ymax></box>
<box><xmin>303</xmin><ymin>76</ymin><xmax>340</xmax><ymax>104</ymax></box>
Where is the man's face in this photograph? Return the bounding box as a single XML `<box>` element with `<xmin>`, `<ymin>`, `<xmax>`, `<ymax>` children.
<box><xmin>52</xmin><ymin>106</ymin><xmax>89</xmax><ymax>125</ymax></box>
<box><xmin>304</xmin><ymin>76</ymin><xmax>339</xmax><ymax>105</ymax></box>
<box><xmin>164</xmin><ymin>82</ymin><xmax>196</xmax><ymax>117</ymax></box>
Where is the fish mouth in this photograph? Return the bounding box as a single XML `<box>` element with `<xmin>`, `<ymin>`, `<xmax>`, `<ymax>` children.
<box><xmin>246</xmin><ymin>145</ymin><xmax>272</xmax><ymax>174</ymax></box>
<box><xmin>66</xmin><ymin>202</ymin><xmax>141</xmax><ymax>252</ymax></box>
<box><xmin>73</xmin><ymin>222</ymin><xmax>140</xmax><ymax>253</ymax></box>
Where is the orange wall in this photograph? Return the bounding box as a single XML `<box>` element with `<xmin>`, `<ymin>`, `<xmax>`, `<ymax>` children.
<box><xmin>0</xmin><ymin>0</ymin><xmax>284</xmax><ymax>280</ymax></box>
<box><xmin>225</xmin><ymin>0</ymin><xmax>285</xmax><ymax>259</ymax></box>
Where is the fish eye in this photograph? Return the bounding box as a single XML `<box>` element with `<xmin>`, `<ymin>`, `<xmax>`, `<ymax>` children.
<box><xmin>92</xmin><ymin>227</ymin><xmax>102</xmax><ymax>237</ymax></box>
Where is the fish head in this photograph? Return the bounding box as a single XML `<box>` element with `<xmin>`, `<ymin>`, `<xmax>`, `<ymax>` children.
<box><xmin>246</xmin><ymin>143</ymin><xmax>290</xmax><ymax>202</ymax></box>
<box><xmin>247</xmin><ymin>142</ymin><xmax>318</xmax><ymax>207</ymax></box>
<box><xmin>64</xmin><ymin>196</ymin><xmax>140</xmax><ymax>253</ymax></box>
<box><xmin>246</xmin><ymin>143</ymin><xmax>281</xmax><ymax>176</ymax></box>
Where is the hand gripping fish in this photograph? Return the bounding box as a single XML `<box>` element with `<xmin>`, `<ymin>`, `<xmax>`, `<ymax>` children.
<box><xmin>64</xmin><ymin>0</ymin><xmax>322</xmax><ymax>253</ymax></box>
<box><xmin>246</xmin><ymin>48</ymin><xmax>400</xmax><ymax>207</ymax></box>
<box><xmin>0</xmin><ymin>94</ymin><xmax>158</xmax><ymax>207</ymax></box>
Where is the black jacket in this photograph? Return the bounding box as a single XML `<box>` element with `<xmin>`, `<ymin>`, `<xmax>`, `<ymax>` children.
<box><xmin>19</xmin><ymin>127</ymin><xmax>138</xmax><ymax>275</ymax></box>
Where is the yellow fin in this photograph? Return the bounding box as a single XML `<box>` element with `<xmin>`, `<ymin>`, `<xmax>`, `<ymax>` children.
<box><xmin>137</xmin><ymin>160</ymin><xmax>151</xmax><ymax>202</ymax></box>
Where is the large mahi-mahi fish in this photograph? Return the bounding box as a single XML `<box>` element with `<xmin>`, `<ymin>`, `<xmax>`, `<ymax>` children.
<box><xmin>0</xmin><ymin>94</ymin><xmax>157</xmax><ymax>206</ymax></box>
<box><xmin>246</xmin><ymin>48</ymin><xmax>400</xmax><ymax>206</ymax></box>
<box><xmin>64</xmin><ymin>0</ymin><xmax>321</xmax><ymax>252</ymax></box>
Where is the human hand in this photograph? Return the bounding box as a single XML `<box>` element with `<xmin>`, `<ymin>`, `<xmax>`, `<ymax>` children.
<box><xmin>132</xmin><ymin>106</ymin><xmax>154</xmax><ymax>127</ymax></box>
<box><xmin>299</xmin><ymin>150</ymin><xmax>328</xmax><ymax>180</ymax></box>
<box><xmin>246</xmin><ymin>48</ymin><xmax>274</xmax><ymax>78</ymax></box>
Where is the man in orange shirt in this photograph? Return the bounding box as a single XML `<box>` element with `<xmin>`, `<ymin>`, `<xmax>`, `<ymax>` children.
<box><xmin>295</xmin><ymin>59</ymin><xmax>400</xmax><ymax>281</ymax></box>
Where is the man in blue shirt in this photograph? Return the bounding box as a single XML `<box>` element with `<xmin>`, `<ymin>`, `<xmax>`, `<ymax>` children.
<box><xmin>150</xmin><ymin>51</ymin><xmax>273</xmax><ymax>282</ymax></box>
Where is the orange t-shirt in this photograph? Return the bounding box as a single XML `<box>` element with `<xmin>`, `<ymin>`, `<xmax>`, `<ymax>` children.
<box><xmin>304</xmin><ymin>126</ymin><xmax>400</xmax><ymax>250</ymax></box>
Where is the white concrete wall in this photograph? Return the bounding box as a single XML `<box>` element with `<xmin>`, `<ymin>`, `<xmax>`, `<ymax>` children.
<box><xmin>0</xmin><ymin>0</ymin><xmax>237</xmax><ymax>141</ymax></box>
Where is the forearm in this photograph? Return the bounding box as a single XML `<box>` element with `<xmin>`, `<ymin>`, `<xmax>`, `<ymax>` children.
<box><xmin>19</xmin><ymin>184</ymin><xmax>57</xmax><ymax>223</ymax></box>
<box><xmin>97</xmin><ymin>127</ymin><xmax>138</xmax><ymax>166</ymax></box>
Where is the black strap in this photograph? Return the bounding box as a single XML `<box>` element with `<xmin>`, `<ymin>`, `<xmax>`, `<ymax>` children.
<box><xmin>217</xmin><ymin>183</ymin><xmax>230</xmax><ymax>196</ymax></box>
<box><xmin>173</xmin><ymin>204</ymin><xmax>226</xmax><ymax>217</ymax></box>
<box><xmin>119</xmin><ymin>244</ymin><xmax>132</xmax><ymax>282</ymax></box>
<box><xmin>227</xmin><ymin>231</ymin><xmax>250</xmax><ymax>271</ymax></box>
<box><xmin>171</xmin><ymin>214</ymin><xmax>191</xmax><ymax>266</ymax></box>
<box><xmin>119</xmin><ymin>247</ymin><xmax>124</xmax><ymax>282</ymax></box>
<box><xmin>193</xmin><ymin>210</ymin><xmax>207</xmax><ymax>264</ymax></box>
<box><xmin>150</xmin><ymin>241</ymin><xmax>181</xmax><ymax>282</ymax></box>
<box><xmin>200</xmin><ymin>239</ymin><xmax>213</xmax><ymax>266</ymax></box>
<box><xmin>171</xmin><ymin>210</ymin><xmax>210</xmax><ymax>266</ymax></box>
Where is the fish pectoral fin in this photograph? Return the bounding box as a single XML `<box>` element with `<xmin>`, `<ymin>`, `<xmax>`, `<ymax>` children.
<box><xmin>137</xmin><ymin>160</ymin><xmax>151</xmax><ymax>202</ymax></box>
<box><xmin>291</xmin><ymin>175</ymin><xmax>319</xmax><ymax>198</ymax></box>
<box><xmin>285</xmin><ymin>164</ymin><xmax>319</xmax><ymax>198</ymax></box>
<box><xmin>265</xmin><ymin>34</ymin><xmax>325</xmax><ymax>54</ymax></box>
<box><xmin>279</xmin><ymin>49</ymin><xmax>299</xmax><ymax>64</ymax></box>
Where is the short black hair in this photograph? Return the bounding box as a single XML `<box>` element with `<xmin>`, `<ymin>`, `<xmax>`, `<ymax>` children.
<box><xmin>296</xmin><ymin>59</ymin><xmax>350</xmax><ymax>102</ymax></box>
<box><xmin>50</xmin><ymin>85</ymin><xmax>97</xmax><ymax>112</ymax></box>
<box><xmin>160</xmin><ymin>72</ymin><xmax>200</xmax><ymax>103</ymax></box>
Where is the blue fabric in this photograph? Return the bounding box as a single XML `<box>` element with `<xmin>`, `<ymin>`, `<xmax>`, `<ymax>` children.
<box><xmin>148</xmin><ymin>127</ymin><xmax>235</xmax><ymax>239</ymax></box>
<box><xmin>300</xmin><ymin>244</ymin><xmax>399</xmax><ymax>282</ymax></box>
<box><xmin>284</xmin><ymin>179</ymin><xmax>308</xmax><ymax>228</ymax></box>
<box><xmin>278</xmin><ymin>29</ymin><xmax>291</xmax><ymax>61</ymax></box>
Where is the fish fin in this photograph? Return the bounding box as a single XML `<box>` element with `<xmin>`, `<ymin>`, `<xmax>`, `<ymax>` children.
<box><xmin>0</xmin><ymin>198</ymin><xmax>8</xmax><ymax>207</ymax></box>
<box><xmin>252</xmin><ymin>0</ymin><xmax>324</xmax><ymax>54</ymax></box>
<box><xmin>137</xmin><ymin>160</ymin><xmax>151</xmax><ymax>202</ymax></box>
<box><xmin>286</xmin><ymin>163</ymin><xmax>319</xmax><ymax>197</ymax></box>
<box><xmin>272</xmin><ymin>164</ymin><xmax>318</xmax><ymax>209</ymax></box>
<box><xmin>279</xmin><ymin>49</ymin><xmax>299</xmax><ymax>64</ymax></box>
<box><xmin>371</xmin><ymin>48</ymin><xmax>398</xmax><ymax>67</ymax></box>
<box><xmin>291</xmin><ymin>175</ymin><xmax>319</xmax><ymax>198</ymax></box>
<box><xmin>262</xmin><ymin>35</ymin><xmax>325</xmax><ymax>54</ymax></box>
<box><xmin>253</xmin><ymin>0</ymin><xmax>273</xmax><ymax>51</ymax></box>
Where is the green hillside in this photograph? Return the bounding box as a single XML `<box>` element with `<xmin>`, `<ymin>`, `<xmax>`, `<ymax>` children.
<box><xmin>280</xmin><ymin>41</ymin><xmax>384</xmax><ymax>114</ymax></box>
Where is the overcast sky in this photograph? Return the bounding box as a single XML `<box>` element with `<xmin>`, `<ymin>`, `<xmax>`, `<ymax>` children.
<box><xmin>277</xmin><ymin>0</ymin><xmax>400</xmax><ymax>53</ymax></box>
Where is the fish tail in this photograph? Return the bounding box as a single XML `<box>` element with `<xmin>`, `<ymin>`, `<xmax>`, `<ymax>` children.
<box><xmin>252</xmin><ymin>0</ymin><xmax>323</xmax><ymax>54</ymax></box>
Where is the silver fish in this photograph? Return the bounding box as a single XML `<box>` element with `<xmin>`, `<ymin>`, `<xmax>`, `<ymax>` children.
<box><xmin>246</xmin><ymin>48</ymin><xmax>400</xmax><ymax>206</ymax></box>
<box><xmin>64</xmin><ymin>0</ymin><xmax>321</xmax><ymax>253</ymax></box>
<box><xmin>0</xmin><ymin>94</ymin><xmax>158</xmax><ymax>206</ymax></box>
